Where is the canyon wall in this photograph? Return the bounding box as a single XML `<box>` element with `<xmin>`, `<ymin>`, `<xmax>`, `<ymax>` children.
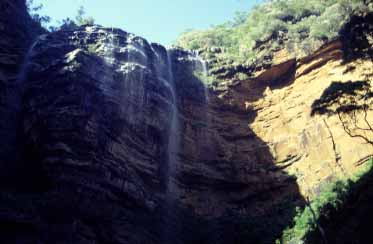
<box><xmin>0</xmin><ymin>0</ymin><xmax>44</xmax><ymax>188</ymax></box>
<box><xmin>0</xmin><ymin>1</ymin><xmax>372</xmax><ymax>244</ymax></box>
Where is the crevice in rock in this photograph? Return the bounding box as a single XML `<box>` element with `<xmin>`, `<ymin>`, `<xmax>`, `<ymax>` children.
<box><xmin>323</xmin><ymin>118</ymin><xmax>346</xmax><ymax>176</ymax></box>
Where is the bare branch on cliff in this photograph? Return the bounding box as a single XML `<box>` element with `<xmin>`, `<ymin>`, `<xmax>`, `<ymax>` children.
<box><xmin>337</xmin><ymin>105</ymin><xmax>373</xmax><ymax>146</ymax></box>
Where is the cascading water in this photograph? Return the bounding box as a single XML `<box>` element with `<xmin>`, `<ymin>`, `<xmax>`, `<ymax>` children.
<box><xmin>166</xmin><ymin>49</ymin><xmax>181</xmax><ymax>197</ymax></box>
<box><xmin>193</xmin><ymin>53</ymin><xmax>212</xmax><ymax>160</ymax></box>
<box><xmin>124</xmin><ymin>35</ymin><xmax>147</xmax><ymax>125</ymax></box>
<box><xmin>165</xmin><ymin>48</ymin><xmax>181</xmax><ymax>243</ymax></box>
<box><xmin>14</xmin><ymin>37</ymin><xmax>42</xmax><ymax>117</ymax></box>
<box><xmin>124</xmin><ymin>36</ymin><xmax>135</xmax><ymax>125</ymax></box>
<box><xmin>151</xmin><ymin>46</ymin><xmax>182</xmax><ymax>243</ymax></box>
<box><xmin>5</xmin><ymin>36</ymin><xmax>43</xmax><ymax>177</ymax></box>
<box><xmin>150</xmin><ymin>46</ymin><xmax>181</xmax><ymax>196</ymax></box>
<box><xmin>102</xmin><ymin>28</ymin><xmax>116</xmax><ymax>65</ymax></box>
<box><xmin>198</xmin><ymin>54</ymin><xmax>209</xmax><ymax>102</ymax></box>
<box><xmin>104</xmin><ymin>29</ymin><xmax>138</xmax><ymax>126</ymax></box>
<box><xmin>16</xmin><ymin>37</ymin><xmax>42</xmax><ymax>84</ymax></box>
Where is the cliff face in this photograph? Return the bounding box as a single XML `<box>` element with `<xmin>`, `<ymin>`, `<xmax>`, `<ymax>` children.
<box><xmin>0</xmin><ymin>1</ymin><xmax>372</xmax><ymax>244</ymax></box>
<box><xmin>216</xmin><ymin>39</ymin><xmax>373</xmax><ymax>199</ymax></box>
<box><xmin>0</xmin><ymin>0</ymin><xmax>44</xmax><ymax>188</ymax></box>
<box><xmin>231</xmin><ymin>13</ymin><xmax>373</xmax><ymax>198</ymax></box>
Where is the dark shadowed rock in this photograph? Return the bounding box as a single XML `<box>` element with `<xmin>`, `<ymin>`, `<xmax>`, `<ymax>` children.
<box><xmin>1</xmin><ymin>1</ymin><xmax>372</xmax><ymax>244</ymax></box>
<box><xmin>0</xmin><ymin>18</ymin><xmax>304</xmax><ymax>244</ymax></box>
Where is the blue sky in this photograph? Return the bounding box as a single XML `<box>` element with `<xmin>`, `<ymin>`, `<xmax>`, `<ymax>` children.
<box><xmin>32</xmin><ymin>0</ymin><xmax>262</xmax><ymax>45</ymax></box>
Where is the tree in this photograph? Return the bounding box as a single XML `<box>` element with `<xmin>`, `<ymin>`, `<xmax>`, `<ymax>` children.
<box><xmin>311</xmin><ymin>80</ymin><xmax>373</xmax><ymax>146</ymax></box>
<box><xmin>229</xmin><ymin>11</ymin><xmax>248</xmax><ymax>27</ymax></box>
<box><xmin>26</xmin><ymin>0</ymin><xmax>51</xmax><ymax>27</ymax></box>
<box><xmin>56</xmin><ymin>6</ymin><xmax>95</xmax><ymax>31</ymax></box>
<box><xmin>336</xmin><ymin>88</ymin><xmax>373</xmax><ymax>146</ymax></box>
<box><xmin>26</xmin><ymin>1</ymin><xmax>95</xmax><ymax>32</ymax></box>
<box><xmin>58</xmin><ymin>17</ymin><xmax>77</xmax><ymax>31</ymax></box>
<box><xmin>75</xmin><ymin>6</ymin><xmax>95</xmax><ymax>26</ymax></box>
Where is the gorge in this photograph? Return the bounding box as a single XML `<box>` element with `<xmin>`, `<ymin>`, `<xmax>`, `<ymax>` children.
<box><xmin>0</xmin><ymin>0</ymin><xmax>373</xmax><ymax>243</ymax></box>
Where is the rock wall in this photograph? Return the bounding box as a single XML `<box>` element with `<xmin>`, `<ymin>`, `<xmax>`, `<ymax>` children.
<box><xmin>0</xmin><ymin>23</ymin><xmax>302</xmax><ymax>244</ymax></box>
<box><xmin>12</xmin><ymin>25</ymin><xmax>179</xmax><ymax>243</ymax></box>
<box><xmin>205</xmin><ymin>13</ymin><xmax>373</xmax><ymax>204</ymax></box>
<box><xmin>170</xmin><ymin>12</ymin><xmax>373</xmax><ymax>243</ymax></box>
<box><xmin>0</xmin><ymin>0</ymin><xmax>44</xmax><ymax>188</ymax></box>
<box><xmin>0</xmin><ymin>1</ymin><xmax>372</xmax><ymax>244</ymax></box>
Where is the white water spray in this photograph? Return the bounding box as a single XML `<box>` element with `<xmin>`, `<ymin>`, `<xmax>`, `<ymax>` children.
<box><xmin>151</xmin><ymin>47</ymin><xmax>182</xmax><ymax>243</ymax></box>
<box><xmin>196</xmin><ymin>53</ymin><xmax>209</xmax><ymax>101</ymax></box>
<box><xmin>6</xmin><ymin>36</ymin><xmax>43</xmax><ymax>166</ymax></box>
<box><xmin>16</xmin><ymin>37</ymin><xmax>43</xmax><ymax>84</ymax></box>
<box><xmin>166</xmin><ymin>50</ymin><xmax>180</xmax><ymax>197</ymax></box>
<box><xmin>194</xmin><ymin>53</ymin><xmax>213</xmax><ymax>161</ymax></box>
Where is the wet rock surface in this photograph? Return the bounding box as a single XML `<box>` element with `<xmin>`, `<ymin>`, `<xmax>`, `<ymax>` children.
<box><xmin>0</xmin><ymin>23</ymin><xmax>303</xmax><ymax>244</ymax></box>
<box><xmin>0</xmin><ymin>0</ymin><xmax>44</xmax><ymax>188</ymax></box>
<box><xmin>0</xmin><ymin>1</ymin><xmax>372</xmax><ymax>244</ymax></box>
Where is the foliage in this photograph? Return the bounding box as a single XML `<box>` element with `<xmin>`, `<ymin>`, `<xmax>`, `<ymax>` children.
<box><xmin>56</xmin><ymin>6</ymin><xmax>95</xmax><ymax>31</ymax></box>
<box><xmin>176</xmin><ymin>0</ymin><xmax>371</xmax><ymax>63</ymax></box>
<box><xmin>311</xmin><ymin>80</ymin><xmax>372</xmax><ymax>145</ymax></box>
<box><xmin>75</xmin><ymin>6</ymin><xmax>95</xmax><ymax>26</ymax></box>
<box><xmin>236</xmin><ymin>72</ymin><xmax>250</xmax><ymax>80</ymax></box>
<box><xmin>26</xmin><ymin>0</ymin><xmax>51</xmax><ymax>27</ymax></box>
<box><xmin>193</xmin><ymin>70</ymin><xmax>215</xmax><ymax>85</ymax></box>
<box><xmin>54</xmin><ymin>18</ymin><xmax>77</xmax><ymax>31</ymax></box>
<box><xmin>87</xmin><ymin>43</ymin><xmax>100</xmax><ymax>54</ymax></box>
<box><xmin>311</xmin><ymin>80</ymin><xmax>370</xmax><ymax>116</ymax></box>
<box><xmin>278</xmin><ymin>158</ymin><xmax>373</xmax><ymax>244</ymax></box>
<box><xmin>26</xmin><ymin>1</ymin><xmax>95</xmax><ymax>32</ymax></box>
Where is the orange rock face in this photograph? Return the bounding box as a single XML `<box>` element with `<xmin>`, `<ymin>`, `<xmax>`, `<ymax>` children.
<box><xmin>179</xmin><ymin>37</ymin><xmax>373</xmax><ymax>218</ymax></box>
<box><xmin>0</xmin><ymin>1</ymin><xmax>372</xmax><ymax>243</ymax></box>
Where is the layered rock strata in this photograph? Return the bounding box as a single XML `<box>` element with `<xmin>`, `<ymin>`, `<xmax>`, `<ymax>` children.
<box><xmin>0</xmin><ymin>1</ymin><xmax>372</xmax><ymax>244</ymax></box>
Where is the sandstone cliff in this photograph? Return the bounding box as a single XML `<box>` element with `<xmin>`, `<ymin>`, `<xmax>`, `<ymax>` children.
<box><xmin>0</xmin><ymin>0</ymin><xmax>44</xmax><ymax>188</ymax></box>
<box><xmin>0</xmin><ymin>1</ymin><xmax>372</xmax><ymax>244</ymax></box>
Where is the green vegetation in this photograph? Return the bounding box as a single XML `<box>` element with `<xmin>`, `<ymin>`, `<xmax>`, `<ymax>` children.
<box><xmin>75</xmin><ymin>6</ymin><xmax>95</xmax><ymax>26</ymax></box>
<box><xmin>193</xmin><ymin>70</ymin><xmax>215</xmax><ymax>85</ymax></box>
<box><xmin>26</xmin><ymin>0</ymin><xmax>51</xmax><ymax>27</ymax></box>
<box><xmin>87</xmin><ymin>43</ymin><xmax>100</xmax><ymax>54</ymax></box>
<box><xmin>53</xmin><ymin>6</ymin><xmax>95</xmax><ymax>31</ymax></box>
<box><xmin>26</xmin><ymin>1</ymin><xmax>95</xmax><ymax>31</ymax></box>
<box><xmin>176</xmin><ymin>0</ymin><xmax>372</xmax><ymax>65</ymax></box>
<box><xmin>278</xmin><ymin>157</ymin><xmax>373</xmax><ymax>244</ymax></box>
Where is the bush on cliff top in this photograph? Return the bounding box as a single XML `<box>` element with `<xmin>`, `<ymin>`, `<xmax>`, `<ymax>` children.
<box><xmin>26</xmin><ymin>0</ymin><xmax>51</xmax><ymax>27</ymax></box>
<box><xmin>176</xmin><ymin>0</ymin><xmax>372</xmax><ymax>64</ymax></box>
<box><xmin>26</xmin><ymin>1</ymin><xmax>95</xmax><ymax>31</ymax></box>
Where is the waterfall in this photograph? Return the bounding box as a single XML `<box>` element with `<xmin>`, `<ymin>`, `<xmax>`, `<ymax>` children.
<box><xmin>195</xmin><ymin>53</ymin><xmax>209</xmax><ymax>102</ymax></box>
<box><xmin>150</xmin><ymin>47</ymin><xmax>182</xmax><ymax>243</ymax></box>
<box><xmin>5</xmin><ymin>36</ymin><xmax>42</xmax><ymax>174</ymax></box>
<box><xmin>194</xmin><ymin>53</ymin><xmax>213</xmax><ymax>162</ymax></box>
<box><xmin>16</xmin><ymin>37</ymin><xmax>42</xmax><ymax>84</ymax></box>
<box><xmin>202</xmin><ymin>58</ymin><xmax>209</xmax><ymax>100</ymax></box>
<box><xmin>117</xmin><ymin>34</ymin><xmax>147</xmax><ymax>126</ymax></box>
<box><xmin>14</xmin><ymin>36</ymin><xmax>42</xmax><ymax>117</ymax></box>
<box><xmin>105</xmin><ymin>27</ymin><xmax>118</xmax><ymax>65</ymax></box>
<box><xmin>166</xmin><ymin>50</ymin><xmax>180</xmax><ymax>197</ymax></box>
<box><xmin>150</xmin><ymin>46</ymin><xmax>181</xmax><ymax>196</ymax></box>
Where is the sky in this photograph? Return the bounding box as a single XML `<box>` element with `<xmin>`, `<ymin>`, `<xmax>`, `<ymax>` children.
<box><xmin>32</xmin><ymin>0</ymin><xmax>262</xmax><ymax>45</ymax></box>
